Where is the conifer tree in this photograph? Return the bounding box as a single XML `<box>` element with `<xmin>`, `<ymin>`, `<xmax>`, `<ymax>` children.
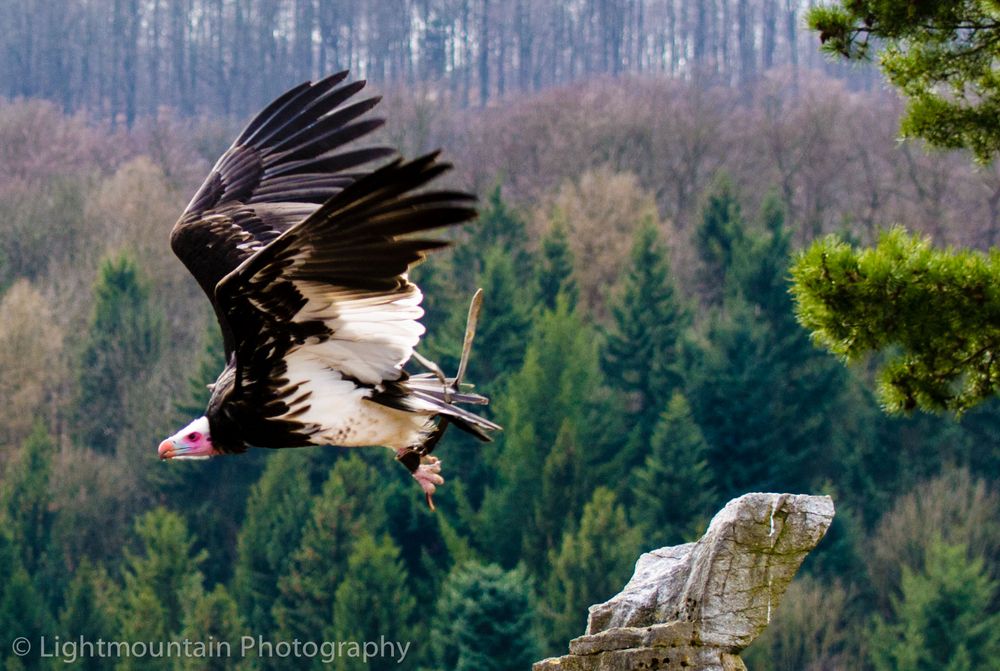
<box><xmin>429</xmin><ymin>245</ymin><xmax>532</xmax><ymax>387</ymax></box>
<box><xmin>176</xmin><ymin>585</ymin><xmax>251</xmax><ymax>671</ymax></box>
<box><xmin>232</xmin><ymin>451</ymin><xmax>312</xmax><ymax>635</ymax></box>
<box><xmin>424</xmin><ymin>244</ymin><xmax>535</xmax><ymax>511</ymax></box>
<box><xmin>631</xmin><ymin>393</ymin><xmax>716</xmax><ymax>547</ymax></box>
<box><xmin>76</xmin><ymin>253</ymin><xmax>164</xmax><ymax>453</ymax></box>
<box><xmin>729</xmin><ymin>194</ymin><xmax>793</xmax><ymax>327</ymax></box>
<box><xmin>273</xmin><ymin>456</ymin><xmax>387</xmax><ymax>650</ymax></box>
<box><xmin>0</xmin><ymin>567</ymin><xmax>51</xmax><ymax>671</ymax></box>
<box><xmin>430</xmin><ymin>561</ymin><xmax>540</xmax><ymax>671</ymax></box>
<box><xmin>602</xmin><ymin>218</ymin><xmax>689</xmax><ymax>465</ymax></box>
<box><xmin>544</xmin><ymin>487</ymin><xmax>641</xmax><ymax>652</ymax></box>
<box><xmin>536</xmin><ymin>214</ymin><xmax>577</xmax><ymax>311</ymax></box>
<box><xmin>501</xmin><ymin>296</ymin><xmax>602</xmax><ymax>459</ymax></box>
<box><xmin>407</xmin><ymin>251</ymin><xmax>456</xmax><ymax>338</ymax></box>
<box><xmin>795</xmin><ymin>3</ymin><xmax>1000</xmax><ymax>411</ymax></box>
<box><xmin>174</xmin><ymin>323</ymin><xmax>225</xmax><ymax>421</ymax></box>
<box><xmin>462</xmin><ymin>246</ymin><xmax>533</xmax><ymax>386</ymax></box>
<box><xmin>0</xmin><ymin>527</ymin><xmax>19</xmax><ymax>596</ymax></box>
<box><xmin>692</xmin><ymin>296</ymin><xmax>839</xmax><ymax>496</ymax></box>
<box><xmin>419</xmin><ymin>190</ymin><xmax>536</xmax><ymax>513</ymax></box>
<box><xmin>793</xmin><ymin>228</ymin><xmax>1000</xmax><ymax>414</ymax></box>
<box><xmin>808</xmin><ymin>1</ymin><xmax>1000</xmax><ymax>161</ymax></box>
<box><xmin>692</xmin><ymin>201</ymin><xmax>843</xmax><ymax>496</ymax></box>
<box><xmin>2</xmin><ymin>422</ymin><xmax>56</xmax><ymax>579</ymax></box>
<box><xmin>58</xmin><ymin>560</ymin><xmax>117</xmax><ymax>671</ymax></box>
<box><xmin>869</xmin><ymin>540</ymin><xmax>1000</xmax><ymax>671</ymax></box>
<box><xmin>117</xmin><ymin>589</ymin><xmax>169</xmax><ymax>671</ymax></box>
<box><xmin>696</xmin><ymin>175</ymin><xmax>746</xmax><ymax>304</ymax></box>
<box><xmin>450</xmin><ymin>185</ymin><xmax>531</xmax><ymax>288</ymax></box>
<box><xmin>119</xmin><ymin>508</ymin><xmax>206</xmax><ymax>640</ymax></box>
<box><xmin>379</xmin><ymin>475</ymin><xmax>453</xmax><ymax>609</ymax></box>
<box><xmin>0</xmin><ymin>528</ymin><xmax>50</xmax><ymax>670</ymax></box>
<box><xmin>326</xmin><ymin>533</ymin><xmax>416</xmax><ymax>671</ymax></box>
<box><xmin>436</xmin><ymin>492</ymin><xmax>480</xmax><ymax>568</ymax></box>
<box><xmin>480</xmin><ymin>296</ymin><xmax>604</xmax><ymax>567</ymax></box>
<box><xmin>523</xmin><ymin>420</ymin><xmax>583</xmax><ymax>577</ymax></box>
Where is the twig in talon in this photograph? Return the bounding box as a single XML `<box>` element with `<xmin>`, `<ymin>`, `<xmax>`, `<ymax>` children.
<box><xmin>412</xmin><ymin>350</ymin><xmax>449</xmax><ymax>386</ymax></box>
<box><xmin>455</xmin><ymin>288</ymin><xmax>483</xmax><ymax>390</ymax></box>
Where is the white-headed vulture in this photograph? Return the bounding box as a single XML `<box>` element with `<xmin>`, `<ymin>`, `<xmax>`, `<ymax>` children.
<box><xmin>158</xmin><ymin>72</ymin><xmax>500</xmax><ymax>508</ymax></box>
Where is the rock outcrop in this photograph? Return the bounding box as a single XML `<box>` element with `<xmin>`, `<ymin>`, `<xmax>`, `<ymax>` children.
<box><xmin>533</xmin><ymin>492</ymin><xmax>835</xmax><ymax>671</ymax></box>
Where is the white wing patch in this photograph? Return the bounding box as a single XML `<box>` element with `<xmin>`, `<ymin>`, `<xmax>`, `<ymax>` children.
<box><xmin>291</xmin><ymin>280</ymin><xmax>425</xmax><ymax>384</ymax></box>
<box><xmin>280</xmin><ymin>346</ymin><xmax>433</xmax><ymax>449</ymax></box>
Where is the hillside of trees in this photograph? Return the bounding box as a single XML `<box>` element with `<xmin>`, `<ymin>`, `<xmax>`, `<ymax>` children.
<box><xmin>3</xmin><ymin>35</ymin><xmax>1000</xmax><ymax>671</ymax></box>
<box><xmin>2</xmin><ymin>0</ymin><xmax>874</xmax><ymax>124</ymax></box>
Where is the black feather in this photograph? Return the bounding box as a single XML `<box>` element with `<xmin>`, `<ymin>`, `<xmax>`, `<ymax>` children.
<box><xmin>268</xmin><ymin>146</ymin><xmax>396</xmax><ymax>178</ymax></box>
<box><xmin>267</xmin><ymin>96</ymin><xmax>382</xmax><ymax>157</ymax></box>
<box><xmin>171</xmin><ymin>73</ymin><xmax>390</xmax><ymax>359</ymax></box>
<box><xmin>239</xmin><ymin>72</ymin><xmax>348</xmax><ymax>146</ymax></box>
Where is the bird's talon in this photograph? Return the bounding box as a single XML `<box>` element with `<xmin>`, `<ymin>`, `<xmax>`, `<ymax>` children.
<box><xmin>413</xmin><ymin>458</ymin><xmax>444</xmax><ymax>507</ymax></box>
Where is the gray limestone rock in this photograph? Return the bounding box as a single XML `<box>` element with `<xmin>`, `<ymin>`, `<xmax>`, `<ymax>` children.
<box><xmin>533</xmin><ymin>492</ymin><xmax>835</xmax><ymax>671</ymax></box>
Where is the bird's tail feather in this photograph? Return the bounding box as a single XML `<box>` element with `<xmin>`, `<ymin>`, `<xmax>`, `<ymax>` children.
<box><xmin>406</xmin><ymin>373</ymin><xmax>489</xmax><ymax>405</ymax></box>
<box><xmin>402</xmin><ymin>378</ymin><xmax>501</xmax><ymax>440</ymax></box>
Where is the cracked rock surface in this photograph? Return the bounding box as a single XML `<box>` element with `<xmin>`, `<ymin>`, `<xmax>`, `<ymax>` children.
<box><xmin>533</xmin><ymin>493</ymin><xmax>835</xmax><ymax>671</ymax></box>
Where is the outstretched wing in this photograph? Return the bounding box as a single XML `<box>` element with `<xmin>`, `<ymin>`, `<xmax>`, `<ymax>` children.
<box><xmin>214</xmin><ymin>154</ymin><xmax>475</xmax><ymax>414</ymax></box>
<box><xmin>170</xmin><ymin>72</ymin><xmax>395</xmax><ymax>356</ymax></box>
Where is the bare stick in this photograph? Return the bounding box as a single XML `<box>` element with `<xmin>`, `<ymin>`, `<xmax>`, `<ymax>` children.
<box><xmin>455</xmin><ymin>288</ymin><xmax>483</xmax><ymax>389</ymax></box>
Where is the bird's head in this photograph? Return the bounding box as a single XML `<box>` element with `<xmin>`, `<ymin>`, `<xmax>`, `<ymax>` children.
<box><xmin>158</xmin><ymin>416</ymin><xmax>219</xmax><ymax>460</ymax></box>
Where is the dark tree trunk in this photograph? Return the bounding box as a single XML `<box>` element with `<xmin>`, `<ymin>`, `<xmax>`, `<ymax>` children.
<box><xmin>460</xmin><ymin>0</ymin><xmax>470</xmax><ymax>106</ymax></box>
<box><xmin>295</xmin><ymin>0</ymin><xmax>315</xmax><ymax>79</ymax></box>
<box><xmin>762</xmin><ymin>0</ymin><xmax>777</xmax><ymax>70</ymax></box>
<box><xmin>188</xmin><ymin>0</ymin><xmax>201</xmax><ymax>115</ymax></box>
<box><xmin>149</xmin><ymin>0</ymin><xmax>161</xmax><ymax>111</ymax></box>
<box><xmin>170</xmin><ymin>0</ymin><xmax>188</xmax><ymax>114</ymax></box>
<box><xmin>515</xmin><ymin>0</ymin><xmax>531</xmax><ymax>91</ymax></box>
<box><xmin>785</xmin><ymin>0</ymin><xmax>798</xmax><ymax>84</ymax></box>
<box><xmin>112</xmin><ymin>0</ymin><xmax>123</xmax><ymax>125</ymax></box>
<box><xmin>720</xmin><ymin>0</ymin><xmax>731</xmax><ymax>78</ymax></box>
<box><xmin>496</xmin><ymin>9</ymin><xmax>506</xmax><ymax>98</ymax></box>
<box><xmin>213</xmin><ymin>0</ymin><xmax>230</xmax><ymax>115</ymax></box>
<box><xmin>667</xmin><ymin>0</ymin><xmax>676</xmax><ymax>74</ymax></box>
<box><xmin>478</xmin><ymin>0</ymin><xmax>489</xmax><ymax>106</ymax></box>
<box><xmin>123</xmin><ymin>0</ymin><xmax>139</xmax><ymax>125</ymax></box>
<box><xmin>694</xmin><ymin>1</ymin><xmax>707</xmax><ymax>73</ymax></box>
<box><xmin>737</xmin><ymin>0</ymin><xmax>754</xmax><ymax>86</ymax></box>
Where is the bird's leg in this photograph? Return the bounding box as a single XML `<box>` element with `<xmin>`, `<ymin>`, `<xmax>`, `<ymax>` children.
<box><xmin>396</xmin><ymin>447</ymin><xmax>444</xmax><ymax>511</ymax></box>
<box><xmin>417</xmin><ymin>416</ymin><xmax>450</xmax><ymax>458</ymax></box>
<box><xmin>411</xmin><ymin>350</ymin><xmax>450</xmax><ymax>386</ymax></box>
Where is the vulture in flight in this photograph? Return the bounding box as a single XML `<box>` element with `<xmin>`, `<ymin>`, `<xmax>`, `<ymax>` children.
<box><xmin>158</xmin><ymin>72</ymin><xmax>500</xmax><ymax>508</ymax></box>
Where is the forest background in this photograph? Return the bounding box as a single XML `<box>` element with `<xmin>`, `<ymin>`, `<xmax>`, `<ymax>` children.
<box><xmin>3</xmin><ymin>1</ymin><xmax>1000</xmax><ymax>669</ymax></box>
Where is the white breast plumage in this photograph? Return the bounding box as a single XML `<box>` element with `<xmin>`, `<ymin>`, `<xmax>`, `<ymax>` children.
<box><xmin>279</xmin><ymin>344</ymin><xmax>434</xmax><ymax>449</ymax></box>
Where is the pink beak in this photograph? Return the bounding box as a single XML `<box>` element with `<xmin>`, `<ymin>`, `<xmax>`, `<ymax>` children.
<box><xmin>158</xmin><ymin>440</ymin><xmax>175</xmax><ymax>459</ymax></box>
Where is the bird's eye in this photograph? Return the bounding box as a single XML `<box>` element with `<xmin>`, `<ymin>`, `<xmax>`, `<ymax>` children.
<box><xmin>187</xmin><ymin>432</ymin><xmax>201</xmax><ymax>441</ymax></box>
